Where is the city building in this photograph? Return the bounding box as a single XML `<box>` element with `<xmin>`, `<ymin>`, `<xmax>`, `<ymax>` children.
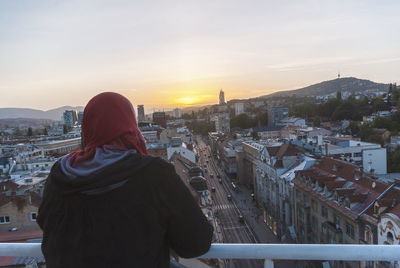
<box><xmin>172</xmin><ymin>108</ymin><xmax>182</xmax><ymax>118</ymax></box>
<box><xmin>293</xmin><ymin>157</ymin><xmax>396</xmax><ymax>268</ymax></box>
<box><xmin>323</xmin><ymin>138</ymin><xmax>387</xmax><ymax>174</ymax></box>
<box><xmin>142</xmin><ymin>130</ymin><xmax>158</xmax><ymax>143</ymax></box>
<box><xmin>0</xmin><ymin>186</ymin><xmax>42</xmax><ymax>232</ymax></box>
<box><xmin>268</xmin><ymin>106</ymin><xmax>289</xmax><ymax>127</ymax></box>
<box><xmin>63</xmin><ymin>110</ymin><xmax>78</xmax><ymax>128</ymax></box>
<box><xmin>137</xmin><ymin>105</ymin><xmax>145</xmax><ymax>122</ymax></box>
<box><xmin>254</xmin><ymin>143</ymin><xmax>305</xmax><ymax>238</ymax></box>
<box><xmin>77</xmin><ymin>111</ymin><xmax>84</xmax><ymax>125</ymax></box>
<box><xmin>234</xmin><ymin>102</ymin><xmax>245</xmax><ymax>116</ymax></box>
<box><xmin>167</xmin><ymin>140</ymin><xmax>196</xmax><ymax>164</ymax></box>
<box><xmin>219</xmin><ymin>89</ymin><xmax>225</xmax><ymax>105</ymax></box>
<box><xmin>252</xmin><ymin>126</ymin><xmax>284</xmax><ymax>140</ymax></box>
<box><xmin>277</xmin><ymin>117</ymin><xmax>306</xmax><ymax>128</ymax></box>
<box><xmin>152</xmin><ymin>112</ymin><xmax>167</xmax><ymax>128</ymax></box>
<box><xmin>214</xmin><ymin>113</ymin><xmax>230</xmax><ymax>134</ymax></box>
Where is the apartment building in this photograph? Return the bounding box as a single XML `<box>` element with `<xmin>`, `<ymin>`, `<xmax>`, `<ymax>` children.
<box><xmin>293</xmin><ymin>157</ymin><xmax>395</xmax><ymax>268</ymax></box>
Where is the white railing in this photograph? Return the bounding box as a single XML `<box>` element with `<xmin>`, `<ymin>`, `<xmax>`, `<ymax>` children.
<box><xmin>0</xmin><ymin>243</ymin><xmax>399</xmax><ymax>268</ymax></box>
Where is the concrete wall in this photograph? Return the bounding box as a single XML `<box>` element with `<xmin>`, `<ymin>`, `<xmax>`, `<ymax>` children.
<box><xmin>362</xmin><ymin>147</ymin><xmax>387</xmax><ymax>174</ymax></box>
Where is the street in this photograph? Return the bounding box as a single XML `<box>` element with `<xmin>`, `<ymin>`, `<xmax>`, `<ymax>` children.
<box><xmin>196</xmin><ymin>136</ymin><xmax>295</xmax><ymax>268</ymax></box>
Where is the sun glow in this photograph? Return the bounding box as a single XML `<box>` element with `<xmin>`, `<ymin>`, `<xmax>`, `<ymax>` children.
<box><xmin>177</xmin><ymin>96</ymin><xmax>199</xmax><ymax>105</ymax></box>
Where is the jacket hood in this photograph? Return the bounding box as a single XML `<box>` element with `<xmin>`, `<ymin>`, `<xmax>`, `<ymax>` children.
<box><xmin>49</xmin><ymin>152</ymin><xmax>154</xmax><ymax>195</ymax></box>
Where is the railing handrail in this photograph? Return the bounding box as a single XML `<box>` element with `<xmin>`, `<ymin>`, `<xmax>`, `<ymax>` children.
<box><xmin>0</xmin><ymin>243</ymin><xmax>399</xmax><ymax>261</ymax></box>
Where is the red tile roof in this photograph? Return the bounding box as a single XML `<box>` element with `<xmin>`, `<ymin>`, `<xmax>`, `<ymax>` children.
<box><xmin>294</xmin><ymin>157</ymin><xmax>392</xmax><ymax>220</ymax></box>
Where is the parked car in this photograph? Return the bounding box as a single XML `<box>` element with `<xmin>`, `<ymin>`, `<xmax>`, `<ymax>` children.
<box><xmin>218</xmin><ymin>179</ymin><xmax>222</xmax><ymax>184</ymax></box>
<box><xmin>238</xmin><ymin>215</ymin><xmax>244</xmax><ymax>223</ymax></box>
<box><xmin>211</xmin><ymin>187</ymin><xmax>216</xmax><ymax>192</ymax></box>
<box><xmin>227</xmin><ymin>194</ymin><xmax>232</xmax><ymax>201</ymax></box>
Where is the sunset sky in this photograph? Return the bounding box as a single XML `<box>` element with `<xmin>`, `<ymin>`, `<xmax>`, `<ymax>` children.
<box><xmin>1</xmin><ymin>0</ymin><xmax>400</xmax><ymax>111</ymax></box>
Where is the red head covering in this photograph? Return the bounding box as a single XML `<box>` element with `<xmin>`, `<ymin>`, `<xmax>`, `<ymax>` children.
<box><xmin>69</xmin><ymin>92</ymin><xmax>147</xmax><ymax>167</ymax></box>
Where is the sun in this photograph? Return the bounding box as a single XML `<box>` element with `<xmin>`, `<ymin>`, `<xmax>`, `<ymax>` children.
<box><xmin>177</xmin><ymin>96</ymin><xmax>199</xmax><ymax>105</ymax></box>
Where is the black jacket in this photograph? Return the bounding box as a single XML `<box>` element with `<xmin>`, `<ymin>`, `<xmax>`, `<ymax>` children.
<box><xmin>37</xmin><ymin>154</ymin><xmax>213</xmax><ymax>268</ymax></box>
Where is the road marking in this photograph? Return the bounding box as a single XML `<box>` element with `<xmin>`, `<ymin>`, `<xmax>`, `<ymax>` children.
<box><xmin>215</xmin><ymin>204</ymin><xmax>235</xmax><ymax>210</ymax></box>
<box><xmin>222</xmin><ymin>226</ymin><xmax>246</xmax><ymax>230</ymax></box>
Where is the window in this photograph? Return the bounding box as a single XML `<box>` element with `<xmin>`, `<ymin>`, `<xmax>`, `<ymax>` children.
<box><xmin>365</xmin><ymin>228</ymin><xmax>372</xmax><ymax>243</ymax></box>
<box><xmin>353</xmin><ymin>152</ymin><xmax>362</xmax><ymax>157</ymax></box>
<box><xmin>311</xmin><ymin>199</ymin><xmax>317</xmax><ymax>211</ymax></box>
<box><xmin>346</xmin><ymin>222</ymin><xmax>355</xmax><ymax>239</ymax></box>
<box><xmin>334</xmin><ymin>214</ymin><xmax>340</xmax><ymax>228</ymax></box>
<box><xmin>30</xmin><ymin>212</ymin><xmax>37</xmax><ymax>222</ymax></box>
<box><xmin>321</xmin><ymin>205</ymin><xmax>328</xmax><ymax>218</ymax></box>
<box><xmin>0</xmin><ymin>216</ymin><xmax>10</xmax><ymax>224</ymax></box>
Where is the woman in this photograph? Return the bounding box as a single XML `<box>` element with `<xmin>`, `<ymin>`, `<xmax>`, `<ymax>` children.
<box><xmin>37</xmin><ymin>92</ymin><xmax>213</xmax><ymax>268</ymax></box>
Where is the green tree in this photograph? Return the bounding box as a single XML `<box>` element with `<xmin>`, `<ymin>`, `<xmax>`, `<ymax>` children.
<box><xmin>348</xmin><ymin>121</ymin><xmax>360</xmax><ymax>136</ymax></box>
<box><xmin>230</xmin><ymin>114</ymin><xmax>255</xmax><ymax>129</ymax></box>
<box><xmin>312</xmin><ymin>116</ymin><xmax>321</xmax><ymax>127</ymax></box>
<box><xmin>388</xmin><ymin>149</ymin><xmax>400</xmax><ymax>173</ymax></box>
<box><xmin>336</xmin><ymin>91</ymin><xmax>342</xmax><ymax>100</ymax></box>
<box><xmin>14</xmin><ymin>128</ymin><xmax>21</xmax><ymax>136</ymax></box>
<box><xmin>252</xmin><ymin>131</ymin><xmax>259</xmax><ymax>140</ymax></box>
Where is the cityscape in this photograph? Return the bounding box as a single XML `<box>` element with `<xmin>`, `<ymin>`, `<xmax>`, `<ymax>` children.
<box><xmin>0</xmin><ymin>79</ymin><xmax>399</xmax><ymax>267</ymax></box>
<box><xmin>1</xmin><ymin>1</ymin><xmax>400</xmax><ymax>267</ymax></box>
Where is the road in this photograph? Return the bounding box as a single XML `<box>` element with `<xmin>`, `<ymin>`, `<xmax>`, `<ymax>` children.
<box><xmin>196</xmin><ymin>136</ymin><xmax>296</xmax><ymax>268</ymax></box>
<box><xmin>197</xmin><ymin>138</ymin><xmax>262</xmax><ymax>268</ymax></box>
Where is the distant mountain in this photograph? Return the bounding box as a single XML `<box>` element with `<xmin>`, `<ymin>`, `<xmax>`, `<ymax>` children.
<box><xmin>262</xmin><ymin>77</ymin><xmax>389</xmax><ymax>98</ymax></box>
<box><xmin>0</xmin><ymin>106</ymin><xmax>84</xmax><ymax>120</ymax></box>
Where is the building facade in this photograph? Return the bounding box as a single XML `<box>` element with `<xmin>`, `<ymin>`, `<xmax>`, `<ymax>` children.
<box><xmin>137</xmin><ymin>105</ymin><xmax>145</xmax><ymax>122</ymax></box>
<box><xmin>268</xmin><ymin>106</ymin><xmax>289</xmax><ymax>127</ymax></box>
<box><xmin>63</xmin><ymin>110</ymin><xmax>78</xmax><ymax>128</ymax></box>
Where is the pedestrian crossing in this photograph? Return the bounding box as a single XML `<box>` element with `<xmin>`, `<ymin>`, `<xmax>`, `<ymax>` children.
<box><xmin>214</xmin><ymin>204</ymin><xmax>235</xmax><ymax>210</ymax></box>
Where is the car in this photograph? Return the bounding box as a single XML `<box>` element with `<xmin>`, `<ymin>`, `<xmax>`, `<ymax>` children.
<box><xmin>231</xmin><ymin>182</ymin><xmax>238</xmax><ymax>192</ymax></box>
<box><xmin>227</xmin><ymin>194</ymin><xmax>232</xmax><ymax>201</ymax></box>
<box><xmin>238</xmin><ymin>215</ymin><xmax>244</xmax><ymax>223</ymax></box>
<box><xmin>217</xmin><ymin>174</ymin><xmax>221</xmax><ymax>178</ymax></box>
<box><xmin>203</xmin><ymin>164</ymin><xmax>207</xmax><ymax>168</ymax></box>
<box><xmin>210</xmin><ymin>174</ymin><xmax>214</xmax><ymax>178</ymax></box>
<box><xmin>251</xmin><ymin>193</ymin><xmax>255</xmax><ymax>201</ymax></box>
<box><xmin>218</xmin><ymin>179</ymin><xmax>222</xmax><ymax>184</ymax></box>
<box><xmin>211</xmin><ymin>187</ymin><xmax>216</xmax><ymax>192</ymax></box>
<box><xmin>204</xmin><ymin>168</ymin><xmax>208</xmax><ymax>173</ymax></box>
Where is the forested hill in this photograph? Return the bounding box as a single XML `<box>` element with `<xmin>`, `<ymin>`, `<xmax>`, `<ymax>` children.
<box><xmin>264</xmin><ymin>77</ymin><xmax>389</xmax><ymax>98</ymax></box>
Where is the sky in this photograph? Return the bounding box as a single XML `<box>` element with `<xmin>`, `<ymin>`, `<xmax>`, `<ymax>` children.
<box><xmin>1</xmin><ymin>0</ymin><xmax>400</xmax><ymax>111</ymax></box>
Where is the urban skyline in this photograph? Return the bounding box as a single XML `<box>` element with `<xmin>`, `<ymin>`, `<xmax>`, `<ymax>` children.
<box><xmin>1</xmin><ymin>0</ymin><xmax>400</xmax><ymax>110</ymax></box>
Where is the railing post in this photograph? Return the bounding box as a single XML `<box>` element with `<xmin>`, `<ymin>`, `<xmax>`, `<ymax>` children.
<box><xmin>264</xmin><ymin>259</ymin><xmax>274</xmax><ymax>268</ymax></box>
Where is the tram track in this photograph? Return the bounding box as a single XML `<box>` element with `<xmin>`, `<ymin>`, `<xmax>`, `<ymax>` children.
<box><xmin>197</xmin><ymin>138</ymin><xmax>262</xmax><ymax>268</ymax></box>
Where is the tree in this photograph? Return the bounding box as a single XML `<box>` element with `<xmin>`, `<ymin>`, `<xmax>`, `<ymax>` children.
<box><xmin>230</xmin><ymin>114</ymin><xmax>254</xmax><ymax>129</ymax></box>
<box><xmin>312</xmin><ymin>117</ymin><xmax>321</xmax><ymax>127</ymax></box>
<box><xmin>27</xmin><ymin>127</ymin><xmax>33</xmax><ymax>136</ymax></box>
<box><xmin>252</xmin><ymin>131</ymin><xmax>259</xmax><ymax>140</ymax></box>
<box><xmin>388</xmin><ymin>149</ymin><xmax>400</xmax><ymax>173</ymax></box>
<box><xmin>336</xmin><ymin>91</ymin><xmax>342</xmax><ymax>100</ymax></box>
<box><xmin>348</xmin><ymin>121</ymin><xmax>360</xmax><ymax>136</ymax></box>
<box><xmin>43</xmin><ymin>128</ymin><xmax>48</xmax><ymax>135</ymax></box>
<box><xmin>63</xmin><ymin>125</ymin><xmax>69</xmax><ymax>134</ymax></box>
<box><xmin>14</xmin><ymin>128</ymin><xmax>21</xmax><ymax>136</ymax></box>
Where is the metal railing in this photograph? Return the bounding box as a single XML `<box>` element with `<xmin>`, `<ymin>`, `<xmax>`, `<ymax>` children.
<box><xmin>0</xmin><ymin>243</ymin><xmax>399</xmax><ymax>268</ymax></box>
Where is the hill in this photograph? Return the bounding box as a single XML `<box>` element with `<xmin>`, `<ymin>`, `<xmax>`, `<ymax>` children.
<box><xmin>262</xmin><ymin>77</ymin><xmax>389</xmax><ymax>98</ymax></box>
<box><xmin>0</xmin><ymin>106</ymin><xmax>84</xmax><ymax>120</ymax></box>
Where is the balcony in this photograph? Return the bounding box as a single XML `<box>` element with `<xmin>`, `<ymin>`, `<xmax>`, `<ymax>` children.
<box><xmin>0</xmin><ymin>243</ymin><xmax>399</xmax><ymax>268</ymax></box>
